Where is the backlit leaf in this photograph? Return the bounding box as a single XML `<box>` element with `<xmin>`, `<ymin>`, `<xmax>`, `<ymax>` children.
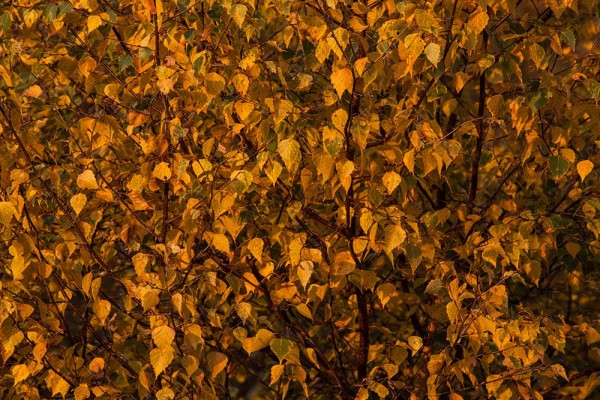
<box><xmin>150</xmin><ymin>347</ymin><xmax>174</xmax><ymax>376</ymax></box>
<box><xmin>577</xmin><ymin>160</ymin><xmax>594</xmax><ymax>181</ymax></box>
<box><xmin>248</xmin><ymin>238</ymin><xmax>264</xmax><ymax>262</ymax></box>
<box><xmin>331</xmin><ymin>68</ymin><xmax>353</xmax><ymax>97</ymax></box>
<box><xmin>77</xmin><ymin>170</ymin><xmax>100</xmax><ymax>190</ymax></box>
<box><xmin>70</xmin><ymin>193</ymin><xmax>87</xmax><ymax>216</ymax></box>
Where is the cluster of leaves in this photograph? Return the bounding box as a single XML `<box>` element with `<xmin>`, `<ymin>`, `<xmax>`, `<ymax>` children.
<box><xmin>1</xmin><ymin>0</ymin><xmax>599</xmax><ymax>398</ymax></box>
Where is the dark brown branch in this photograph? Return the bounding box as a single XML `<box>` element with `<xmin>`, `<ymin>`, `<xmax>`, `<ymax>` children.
<box><xmin>468</xmin><ymin>30</ymin><xmax>488</xmax><ymax>213</ymax></box>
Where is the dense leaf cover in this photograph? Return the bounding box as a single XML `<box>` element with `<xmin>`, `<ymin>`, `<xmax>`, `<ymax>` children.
<box><xmin>1</xmin><ymin>0</ymin><xmax>600</xmax><ymax>399</ymax></box>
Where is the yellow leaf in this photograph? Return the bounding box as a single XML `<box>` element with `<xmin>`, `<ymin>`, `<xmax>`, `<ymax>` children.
<box><xmin>229</xmin><ymin>4</ymin><xmax>247</xmax><ymax>28</ymax></box>
<box><xmin>316</xmin><ymin>40</ymin><xmax>331</xmax><ymax>63</ymax></box>
<box><xmin>141</xmin><ymin>287</ymin><xmax>161</xmax><ymax>310</ymax></box>
<box><xmin>551</xmin><ymin>364</ymin><xmax>569</xmax><ymax>381</ymax></box>
<box><xmin>404</xmin><ymin>33</ymin><xmax>425</xmax><ymax>59</ymax></box>
<box><xmin>236</xmin><ymin>302</ymin><xmax>252</xmax><ymax>324</ymax></box>
<box><xmin>74</xmin><ymin>384</ymin><xmax>91</xmax><ymax>400</ymax></box>
<box><xmin>232</xmin><ymin>74</ymin><xmax>249</xmax><ymax>95</ymax></box>
<box><xmin>234</xmin><ymin>101</ymin><xmax>254</xmax><ymax>121</ymax></box>
<box><xmin>383</xmin><ymin>363</ymin><xmax>399</xmax><ymax>379</ymax></box>
<box><xmin>377</xmin><ymin>282</ymin><xmax>396</xmax><ymax>307</ymax></box>
<box><xmin>248</xmin><ymin>238</ymin><xmax>264</xmax><ymax>262</ymax></box>
<box><xmin>566</xmin><ymin>242</ymin><xmax>580</xmax><ymax>258</ymax></box>
<box><xmin>70</xmin><ymin>193</ymin><xmax>87</xmax><ymax>216</ymax></box>
<box><xmin>77</xmin><ymin>170</ymin><xmax>100</xmax><ymax>190</ymax></box>
<box><xmin>182</xmin><ymin>355</ymin><xmax>199</xmax><ymax>375</ymax></box>
<box><xmin>87</xmin><ymin>15</ymin><xmax>102</xmax><ymax>33</ymax></box>
<box><xmin>150</xmin><ymin>347</ymin><xmax>174</xmax><ymax>376</ymax></box>
<box><xmin>12</xmin><ymin>364</ymin><xmax>29</xmax><ymax>385</ymax></box>
<box><xmin>270</xmin><ymin>364</ymin><xmax>285</xmax><ymax>386</ymax></box>
<box><xmin>192</xmin><ymin>159</ymin><xmax>213</xmax><ymax>177</ymax></box>
<box><xmin>128</xmin><ymin>191</ymin><xmax>152</xmax><ymax>211</ymax></box>
<box><xmin>33</xmin><ymin>341</ymin><xmax>47</xmax><ymax>363</ymax></box>
<box><xmin>408</xmin><ymin>336</ymin><xmax>423</xmax><ymax>353</ymax></box>
<box><xmin>382</xmin><ymin>171</ymin><xmax>401</xmax><ymax>194</ymax></box>
<box><xmin>336</xmin><ymin>160</ymin><xmax>354</xmax><ymax>191</ymax></box>
<box><xmin>133</xmin><ymin>253</ymin><xmax>150</xmax><ymax>275</ymax></box>
<box><xmin>152</xmin><ymin>325</ymin><xmax>175</xmax><ymax>348</ymax></box>
<box><xmin>93</xmin><ymin>299</ymin><xmax>111</xmax><ymax>324</ymax></box>
<box><xmin>297</xmin><ymin>260</ymin><xmax>314</xmax><ymax>288</ymax></box>
<box><xmin>11</xmin><ymin>255</ymin><xmax>26</xmax><ymax>280</ymax></box>
<box><xmin>332</xmin><ymin>251</ymin><xmax>356</xmax><ymax>275</ymax></box>
<box><xmin>0</xmin><ymin>201</ymin><xmax>17</xmax><ymax>226</ymax></box>
<box><xmin>78</xmin><ymin>57</ymin><xmax>97</xmax><ymax>78</ymax></box>
<box><xmin>385</xmin><ymin>224</ymin><xmax>406</xmax><ymax>252</ymax></box>
<box><xmin>205</xmin><ymin>72</ymin><xmax>226</xmax><ymax>95</ymax></box>
<box><xmin>454</xmin><ymin>72</ymin><xmax>469</xmax><ymax>93</ymax></box>
<box><xmin>354</xmin><ymin>57</ymin><xmax>369</xmax><ymax>76</ymax></box>
<box><xmin>372</xmin><ymin>382</ymin><xmax>389</xmax><ymax>398</ymax></box>
<box><xmin>486</xmin><ymin>94</ymin><xmax>504</xmax><ymax>120</ymax></box>
<box><xmin>277</xmin><ymin>138</ymin><xmax>302</xmax><ymax>174</ymax></box>
<box><xmin>152</xmin><ymin>162</ymin><xmax>172</xmax><ymax>181</ymax></box>
<box><xmin>156</xmin><ymin>387</ymin><xmax>175</xmax><ymax>400</ymax></box>
<box><xmin>46</xmin><ymin>371</ymin><xmax>70</xmax><ymax>398</ymax></box>
<box><xmin>446</xmin><ymin>301</ymin><xmax>459</xmax><ymax>323</ymax></box>
<box><xmin>476</xmin><ymin>315</ymin><xmax>496</xmax><ymax>333</ymax></box>
<box><xmin>212</xmin><ymin>233</ymin><xmax>230</xmax><ymax>255</ymax></box>
<box><xmin>523</xmin><ymin>260</ymin><xmax>541</xmax><ymax>286</ymax></box>
<box><xmin>0</xmin><ymin>64</ymin><xmax>12</xmax><ymax>86</ymax></box>
<box><xmin>207</xmin><ymin>351</ymin><xmax>228</xmax><ymax>379</ymax></box>
<box><xmin>23</xmin><ymin>85</ymin><xmax>43</xmax><ymax>98</ymax></box>
<box><xmin>360</xmin><ymin>210</ymin><xmax>373</xmax><ymax>233</ymax></box>
<box><xmin>88</xmin><ymin>357</ymin><xmax>105</xmax><ymax>373</ymax></box>
<box><xmin>577</xmin><ymin>160</ymin><xmax>594</xmax><ymax>181</ymax></box>
<box><xmin>469</xmin><ymin>10</ymin><xmax>489</xmax><ymax>34</ymax></box>
<box><xmin>330</xmin><ymin>68</ymin><xmax>353</xmax><ymax>97</ymax></box>
<box><xmin>184</xmin><ymin>324</ymin><xmax>204</xmax><ymax>350</ymax></box>
<box><xmin>243</xmin><ymin>329</ymin><xmax>275</xmax><ymax>354</ymax></box>
<box><xmin>424</xmin><ymin>42</ymin><xmax>441</xmax><ymax>64</ymax></box>
<box><xmin>266</xmin><ymin>160</ymin><xmax>282</xmax><ymax>185</ymax></box>
<box><xmin>157</xmin><ymin>78</ymin><xmax>174</xmax><ymax>95</ymax></box>
<box><xmin>331</xmin><ymin>108</ymin><xmax>348</xmax><ymax>132</ymax></box>
<box><xmin>140</xmin><ymin>0</ymin><xmax>156</xmax><ymax>13</ymax></box>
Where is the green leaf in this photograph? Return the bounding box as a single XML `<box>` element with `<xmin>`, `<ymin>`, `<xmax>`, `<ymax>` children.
<box><xmin>548</xmin><ymin>155</ymin><xmax>570</xmax><ymax>179</ymax></box>
<box><xmin>270</xmin><ymin>338</ymin><xmax>293</xmax><ymax>363</ymax></box>
<box><xmin>561</xmin><ymin>30</ymin><xmax>576</xmax><ymax>50</ymax></box>
<box><xmin>405</xmin><ymin>242</ymin><xmax>422</xmax><ymax>272</ymax></box>
<box><xmin>530</xmin><ymin>42</ymin><xmax>545</xmax><ymax>69</ymax></box>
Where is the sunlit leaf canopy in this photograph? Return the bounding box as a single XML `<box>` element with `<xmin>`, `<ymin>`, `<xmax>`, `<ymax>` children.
<box><xmin>0</xmin><ymin>0</ymin><xmax>599</xmax><ymax>399</ymax></box>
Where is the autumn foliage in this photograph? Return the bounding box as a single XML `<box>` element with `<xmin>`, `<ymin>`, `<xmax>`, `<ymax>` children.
<box><xmin>1</xmin><ymin>0</ymin><xmax>600</xmax><ymax>399</ymax></box>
